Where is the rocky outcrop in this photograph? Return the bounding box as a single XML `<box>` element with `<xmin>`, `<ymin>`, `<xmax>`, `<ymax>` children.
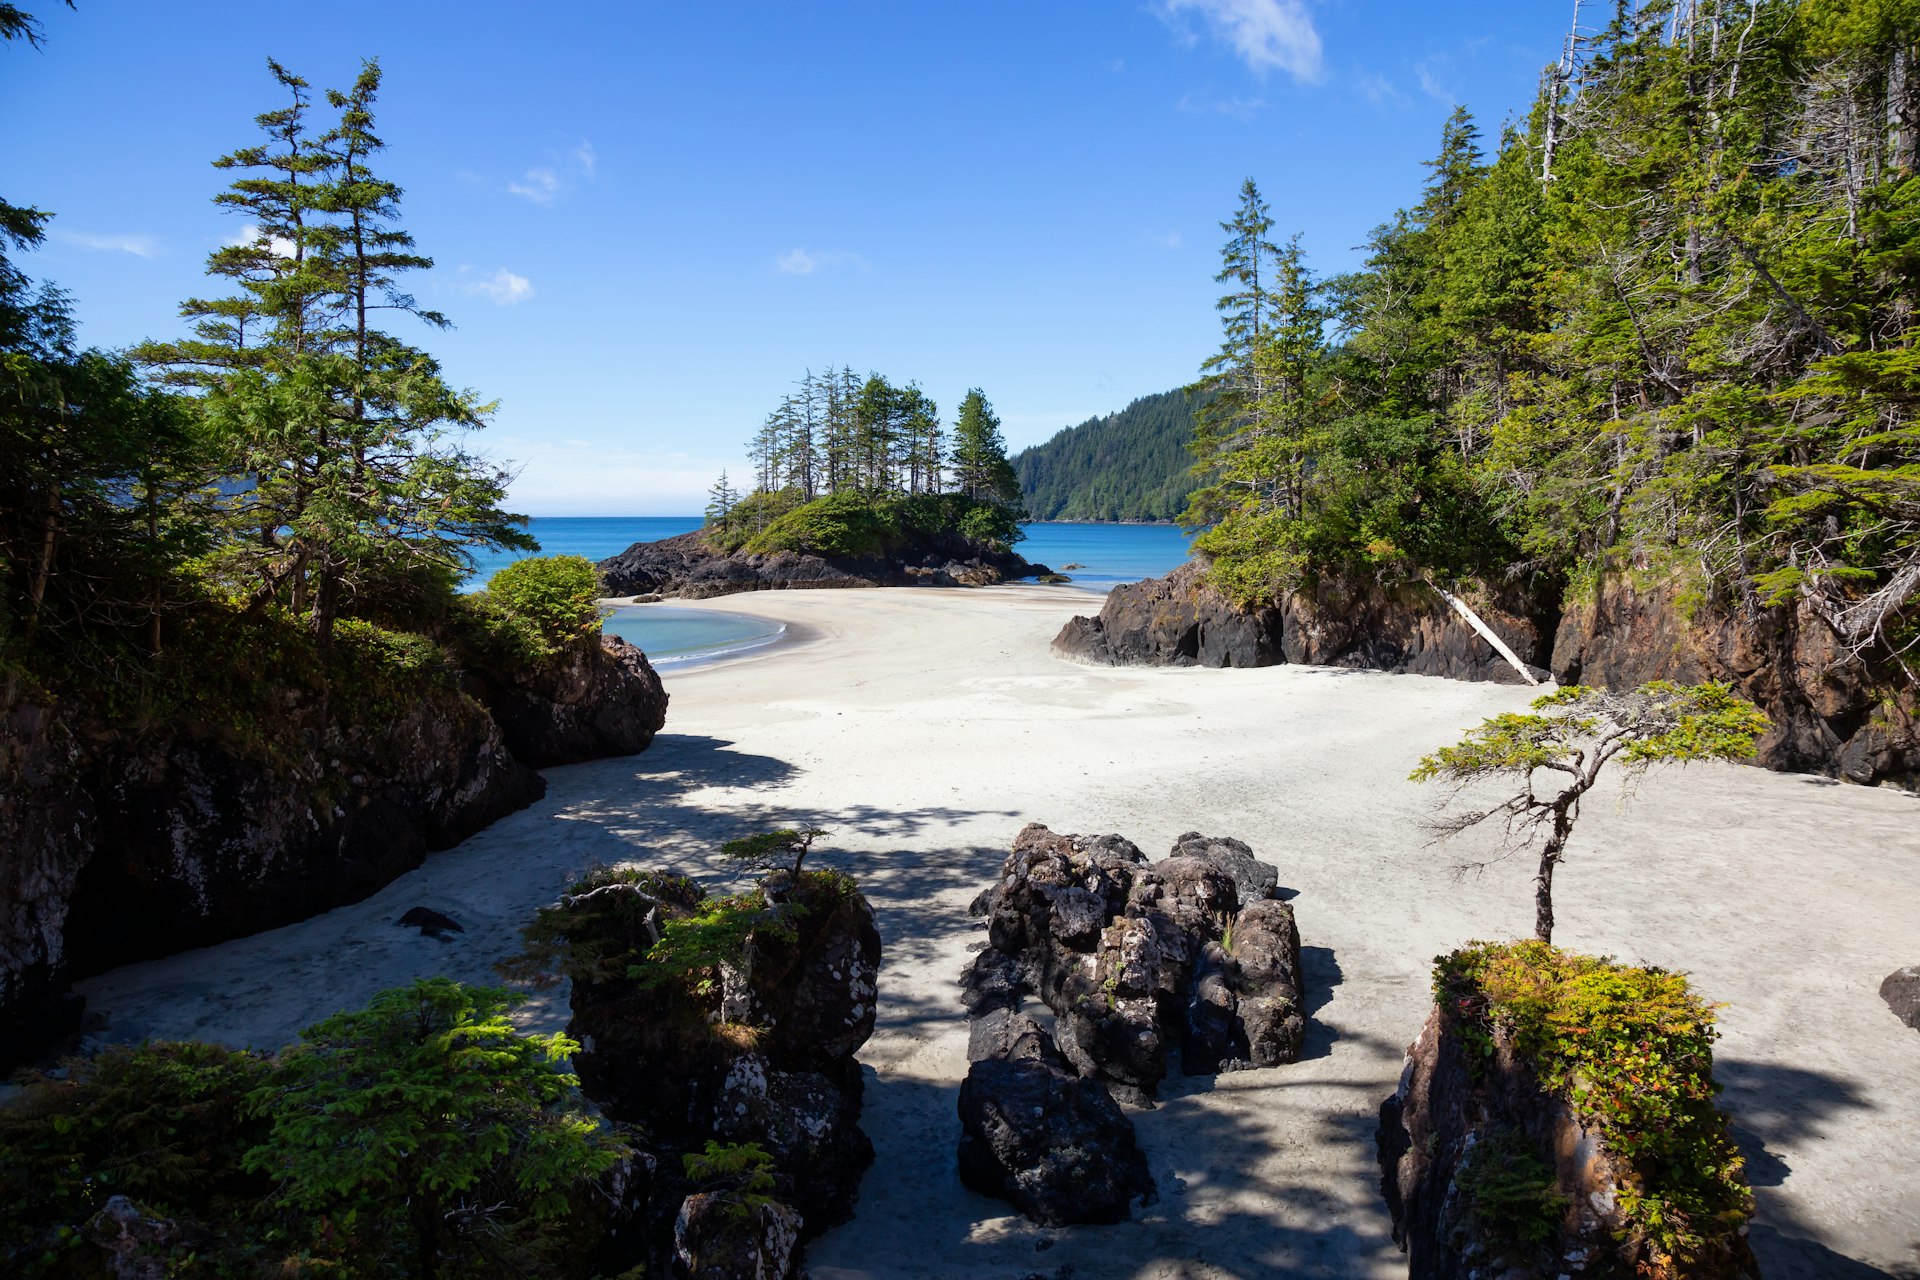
<box><xmin>1883</xmin><ymin>965</ymin><xmax>1920</xmax><ymax>1031</ymax></box>
<box><xmin>1551</xmin><ymin>570</ymin><xmax>1919</xmax><ymax>787</ymax></box>
<box><xmin>1380</xmin><ymin>998</ymin><xmax>1759</xmax><ymax>1280</ymax></box>
<box><xmin>0</xmin><ymin>681</ymin><xmax>542</xmax><ymax>1070</ymax></box>
<box><xmin>1</xmin><ymin>626</ymin><xmax>674</xmax><ymax>1071</ymax></box>
<box><xmin>967</xmin><ymin>823</ymin><xmax>1306</xmax><ymax>1096</ymax></box>
<box><xmin>1053</xmin><ymin>561</ymin><xmax>1552</xmax><ymax>684</ymax></box>
<box><xmin>956</xmin><ymin>823</ymin><xmax>1306</xmax><ymax>1227</ymax></box>
<box><xmin>598</xmin><ymin>528</ymin><xmax>1050</xmax><ymax>600</ymax></box>
<box><xmin>467</xmin><ymin>633</ymin><xmax>669</xmax><ymax>768</ymax></box>
<box><xmin>561</xmin><ymin>869</ymin><xmax>880</xmax><ymax>1277</ymax></box>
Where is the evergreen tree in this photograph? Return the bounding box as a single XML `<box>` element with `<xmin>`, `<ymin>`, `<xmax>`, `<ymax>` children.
<box><xmin>135</xmin><ymin>59</ymin><xmax>530</xmax><ymax>643</ymax></box>
<box><xmin>705</xmin><ymin>470</ymin><xmax>739</xmax><ymax>523</ymax></box>
<box><xmin>950</xmin><ymin>388</ymin><xmax>1019</xmax><ymax>507</ymax></box>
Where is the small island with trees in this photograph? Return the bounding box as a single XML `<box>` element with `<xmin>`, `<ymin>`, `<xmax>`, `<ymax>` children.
<box><xmin>597</xmin><ymin>374</ymin><xmax>1054</xmax><ymax>598</ymax></box>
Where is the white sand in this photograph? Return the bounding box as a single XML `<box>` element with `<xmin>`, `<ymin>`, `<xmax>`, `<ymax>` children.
<box><xmin>76</xmin><ymin>585</ymin><xmax>1920</xmax><ymax>1279</ymax></box>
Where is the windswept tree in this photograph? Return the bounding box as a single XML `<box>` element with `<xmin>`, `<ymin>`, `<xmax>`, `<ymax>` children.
<box><xmin>1411</xmin><ymin>682</ymin><xmax>1770</xmax><ymax>945</ymax></box>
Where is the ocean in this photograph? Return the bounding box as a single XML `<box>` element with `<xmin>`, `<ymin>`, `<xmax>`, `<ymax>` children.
<box><xmin>465</xmin><ymin>516</ymin><xmax>1194</xmax><ymax>667</ymax></box>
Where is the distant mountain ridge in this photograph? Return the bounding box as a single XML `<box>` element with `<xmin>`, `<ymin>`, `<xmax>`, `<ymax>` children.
<box><xmin>1012</xmin><ymin>388</ymin><xmax>1195</xmax><ymax>523</ymax></box>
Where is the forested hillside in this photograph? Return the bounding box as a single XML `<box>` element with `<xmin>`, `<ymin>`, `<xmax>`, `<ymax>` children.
<box><xmin>1012</xmin><ymin>389</ymin><xmax>1196</xmax><ymax>522</ymax></box>
<box><xmin>1187</xmin><ymin>0</ymin><xmax>1920</xmax><ymax>685</ymax></box>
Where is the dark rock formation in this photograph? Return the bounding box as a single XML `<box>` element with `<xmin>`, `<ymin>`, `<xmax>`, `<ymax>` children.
<box><xmin>1052</xmin><ymin>561</ymin><xmax>1283</xmax><ymax>668</ymax></box>
<box><xmin>562</xmin><ymin>870</ymin><xmax>879</xmax><ymax>1275</ymax></box>
<box><xmin>467</xmin><ymin>632</ymin><xmax>669</xmax><ymax>768</ymax></box>
<box><xmin>969</xmin><ymin>822</ymin><xmax>1306</xmax><ymax>1098</ymax></box>
<box><xmin>598</xmin><ymin>528</ymin><xmax>1049</xmax><ymax>599</ymax></box>
<box><xmin>1882</xmin><ymin>965</ymin><xmax>1920</xmax><ymax>1030</ymax></box>
<box><xmin>1053</xmin><ymin>561</ymin><xmax>1551</xmax><ymax>683</ymax></box>
<box><xmin>1551</xmin><ymin>570</ymin><xmax>1919</xmax><ymax>787</ymax></box>
<box><xmin>957</xmin><ymin>1054</ymin><xmax>1155</xmax><ymax>1227</ymax></box>
<box><xmin>1</xmin><ymin>682</ymin><xmax>542</xmax><ymax>1070</ymax></box>
<box><xmin>1</xmin><ymin>624</ymin><xmax>674</xmax><ymax>1071</ymax></box>
<box><xmin>1380</xmin><ymin>1001</ymin><xmax>1760</xmax><ymax>1280</ymax></box>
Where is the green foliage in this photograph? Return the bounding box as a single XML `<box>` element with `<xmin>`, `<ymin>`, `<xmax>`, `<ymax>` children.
<box><xmin>1450</xmin><ymin>1127</ymin><xmax>1567</xmax><ymax>1266</ymax></box>
<box><xmin>0</xmin><ymin>1041</ymin><xmax>271</xmax><ymax>1270</ymax></box>
<box><xmin>500</xmin><ymin>866</ymin><xmax>707</xmax><ymax>988</ymax></box>
<box><xmin>721</xmin><ymin>826</ymin><xmax>824</xmax><ymax>878</ymax></box>
<box><xmin>0</xmin><ymin>982</ymin><xmax>623</xmax><ymax>1279</ymax></box>
<box><xmin>1412</xmin><ymin>682</ymin><xmax>1772</xmax><ymax>785</ymax></box>
<box><xmin>1012</xmin><ymin>389</ymin><xmax>1198</xmax><ymax>523</ymax></box>
<box><xmin>719</xmin><ymin>490</ymin><xmax>1025</xmax><ymax>559</ymax></box>
<box><xmin>483</xmin><ymin>555</ymin><xmax>603</xmax><ymax>652</ymax></box>
<box><xmin>245</xmin><ymin>977</ymin><xmax>623</xmax><ymax>1276</ymax></box>
<box><xmin>1434</xmin><ymin>942</ymin><xmax>1753</xmax><ymax>1276</ymax></box>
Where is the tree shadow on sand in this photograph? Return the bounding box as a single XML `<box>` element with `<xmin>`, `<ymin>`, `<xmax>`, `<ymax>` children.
<box><xmin>1717</xmin><ymin>1056</ymin><xmax>1919</xmax><ymax>1279</ymax></box>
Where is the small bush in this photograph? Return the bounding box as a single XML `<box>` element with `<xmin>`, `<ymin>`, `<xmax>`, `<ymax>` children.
<box><xmin>485</xmin><ymin>555</ymin><xmax>603</xmax><ymax>651</ymax></box>
<box><xmin>745</xmin><ymin>492</ymin><xmax>897</xmax><ymax>558</ymax></box>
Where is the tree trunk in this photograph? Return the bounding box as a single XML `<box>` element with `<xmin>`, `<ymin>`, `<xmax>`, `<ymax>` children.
<box><xmin>1534</xmin><ymin>811</ymin><xmax>1573</xmax><ymax>945</ymax></box>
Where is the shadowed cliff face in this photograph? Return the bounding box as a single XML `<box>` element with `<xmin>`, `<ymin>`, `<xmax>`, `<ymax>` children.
<box><xmin>1550</xmin><ymin>573</ymin><xmax>1918</xmax><ymax>789</ymax></box>
<box><xmin>1054</xmin><ymin>562</ymin><xmax>1916</xmax><ymax>789</ymax></box>
<box><xmin>597</xmin><ymin>528</ymin><xmax>1048</xmax><ymax>600</ymax></box>
<box><xmin>0</xmin><ymin>633</ymin><xmax>670</xmax><ymax>1069</ymax></box>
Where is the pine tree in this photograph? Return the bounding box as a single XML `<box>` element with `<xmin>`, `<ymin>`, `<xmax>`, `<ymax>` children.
<box><xmin>950</xmin><ymin>388</ymin><xmax>1019</xmax><ymax>506</ymax></box>
<box><xmin>704</xmin><ymin>470</ymin><xmax>738</xmax><ymax>523</ymax></box>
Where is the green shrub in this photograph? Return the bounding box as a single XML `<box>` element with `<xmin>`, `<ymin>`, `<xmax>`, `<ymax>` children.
<box><xmin>1433</xmin><ymin>941</ymin><xmax>1752</xmax><ymax>1278</ymax></box>
<box><xmin>0</xmin><ymin>1041</ymin><xmax>271</xmax><ymax>1272</ymax></box>
<box><xmin>1450</xmin><ymin>1127</ymin><xmax>1566</xmax><ymax>1267</ymax></box>
<box><xmin>706</xmin><ymin>487</ymin><xmax>806</xmax><ymax>552</ymax></box>
<box><xmin>484</xmin><ymin>555</ymin><xmax>603</xmax><ymax>651</ymax></box>
<box><xmin>744</xmin><ymin>491</ymin><xmax>897</xmax><ymax>558</ymax></box>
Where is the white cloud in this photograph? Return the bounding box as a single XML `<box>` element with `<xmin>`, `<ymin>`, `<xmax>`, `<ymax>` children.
<box><xmin>53</xmin><ymin>229</ymin><xmax>160</xmax><ymax>257</ymax></box>
<box><xmin>507</xmin><ymin>140</ymin><xmax>597</xmax><ymax>205</ymax></box>
<box><xmin>508</xmin><ymin>167</ymin><xmax>562</xmax><ymax>205</ymax></box>
<box><xmin>775</xmin><ymin>248</ymin><xmax>864</xmax><ymax>276</ymax></box>
<box><xmin>223</xmin><ymin>224</ymin><xmax>297</xmax><ymax>258</ymax></box>
<box><xmin>1176</xmin><ymin>90</ymin><xmax>1268</xmax><ymax>121</ymax></box>
<box><xmin>1155</xmin><ymin>0</ymin><xmax>1323</xmax><ymax>82</ymax></box>
<box><xmin>463</xmin><ymin>266</ymin><xmax>535</xmax><ymax>305</ymax></box>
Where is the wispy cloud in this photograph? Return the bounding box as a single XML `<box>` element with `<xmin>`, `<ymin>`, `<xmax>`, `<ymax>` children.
<box><xmin>1176</xmin><ymin>90</ymin><xmax>1268</xmax><ymax>121</ymax></box>
<box><xmin>508</xmin><ymin>140</ymin><xmax>597</xmax><ymax>205</ymax></box>
<box><xmin>53</xmin><ymin>229</ymin><xmax>160</xmax><ymax>257</ymax></box>
<box><xmin>1415</xmin><ymin>56</ymin><xmax>1457</xmax><ymax>103</ymax></box>
<box><xmin>497</xmin><ymin>437</ymin><xmax>737</xmax><ymax>513</ymax></box>
<box><xmin>223</xmin><ymin>224</ymin><xmax>296</xmax><ymax>258</ymax></box>
<box><xmin>462</xmin><ymin>266</ymin><xmax>535</xmax><ymax>305</ymax></box>
<box><xmin>508</xmin><ymin>168</ymin><xmax>563</xmax><ymax>205</ymax></box>
<box><xmin>775</xmin><ymin>248</ymin><xmax>864</xmax><ymax>276</ymax></box>
<box><xmin>1355</xmin><ymin>69</ymin><xmax>1410</xmax><ymax>109</ymax></box>
<box><xmin>1154</xmin><ymin>0</ymin><xmax>1323</xmax><ymax>82</ymax></box>
<box><xmin>1141</xmin><ymin>229</ymin><xmax>1184</xmax><ymax>250</ymax></box>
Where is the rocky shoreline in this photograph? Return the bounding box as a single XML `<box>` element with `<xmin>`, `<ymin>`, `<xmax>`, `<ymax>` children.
<box><xmin>597</xmin><ymin>528</ymin><xmax>1051</xmax><ymax>599</ymax></box>
<box><xmin>1054</xmin><ymin>560</ymin><xmax>1918</xmax><ymax>788</ymax></box>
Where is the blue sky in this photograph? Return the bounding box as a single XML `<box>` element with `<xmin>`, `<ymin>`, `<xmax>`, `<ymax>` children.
<box><xmin>7</xmin><ymin>1</ymin><xmax>1572</xmax><ymax>514</ymax></box>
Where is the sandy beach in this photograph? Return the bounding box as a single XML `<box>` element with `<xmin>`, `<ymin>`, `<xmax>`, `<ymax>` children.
<box><xmin>75</xmin><ymin>585</ymin><xmax>1919</xmax><ymax>1279</ymax></box>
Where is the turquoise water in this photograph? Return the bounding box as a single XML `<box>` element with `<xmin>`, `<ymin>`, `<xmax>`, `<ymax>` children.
<box><xmin>467</xmin><ymin>516</ymin><xmax>1194</xmax><ymax>664</ymax></box>
<box><xmin>600</xmin><ymin>605</ymin><xmax>788</xmax><ymax>668</ymax></box>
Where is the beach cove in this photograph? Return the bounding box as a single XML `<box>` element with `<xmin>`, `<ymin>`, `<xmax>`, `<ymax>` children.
<box><xmin>73</xmin><ymin>586</ymin><xmax>1920</xmax><ymax>1279</ymax></box>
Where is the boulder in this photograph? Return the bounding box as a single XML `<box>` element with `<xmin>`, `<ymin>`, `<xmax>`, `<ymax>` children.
<box><xmin>468</xmin><ymin>632</ymin><xmax>669</xmax><ymax>768</ymax></box>
<box><xmin>956</xmin><ymin>1055</ymin><xmax>1155</xmax><ymax>1226</ymax></box>
<box><xmin>84</xmin><ymin>1196</ymin><xmax>183</xmax><ymax>1280</ymax></box>
<box><xmin>711</xmin><ymin>1054</ymin><xmax>873</xmax><ymax>1232</ymax></box>
<box><xmin>1171</xmin><ymin>831</ymin><xmax>1280</xmax><ymax>902</ymax></box>
<box><xmin>673</xmin><ymin>1191</ymin><xmax>802</xmax><ymax>1280</ymax></box>
<box><xmin>1051</xmin><ymin>561</ymin><xmax>1282</xmax><ymax>668</ymax></box>
<box><xmin>1882</xmin><ymin>965</ymin><xmax>1920</xmax><ymax>1031</ymax></box>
